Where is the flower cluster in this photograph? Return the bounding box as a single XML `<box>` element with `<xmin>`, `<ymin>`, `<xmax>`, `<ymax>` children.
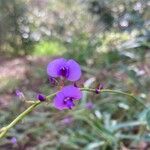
<box><xmin>47</xmin><ymin>58</ymin><xmax>82</xmax><ymax>110</ymax></box>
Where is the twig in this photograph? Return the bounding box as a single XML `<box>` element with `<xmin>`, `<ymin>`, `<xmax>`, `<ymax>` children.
<box><xmin>0</xmin><ymin>88</ymin><xmax>146</xmax><ymax>139</ymax></box>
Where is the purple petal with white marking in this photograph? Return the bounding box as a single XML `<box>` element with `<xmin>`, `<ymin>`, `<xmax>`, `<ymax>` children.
<box><xmin>53</xmin><ymin>92</ymin><xmax>67</xmax><ymax>110</ymax></box>
<box><xmin>53</xmin><ymin>85</ymin><xmax>82</xmax><ymax>110</ymax></box>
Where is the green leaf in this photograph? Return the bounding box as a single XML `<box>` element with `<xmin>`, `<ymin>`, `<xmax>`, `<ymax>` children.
<box><xmin>74</xmin><ymin>115</ymin><xmax>116</xmax><ymax>144</ymax></box>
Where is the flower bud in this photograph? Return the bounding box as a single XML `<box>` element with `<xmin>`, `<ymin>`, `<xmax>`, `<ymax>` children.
<box><xmin>36</xmin><ymin>93</ymin><xmax>46</xmax><ymax>102</ymax></box>
<box><xmin>95</xmin><ymin>83</ymin><xmax>104</xmax><ymax>94</ymax></box>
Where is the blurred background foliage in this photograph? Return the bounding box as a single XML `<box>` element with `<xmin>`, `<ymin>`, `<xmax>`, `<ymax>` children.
<box><xmin>0</xmin><ymin>0</ymin><xmax>150</xmax><ymax>149</ymax></box>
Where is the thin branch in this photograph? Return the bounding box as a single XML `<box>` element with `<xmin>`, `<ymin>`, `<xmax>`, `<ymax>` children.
<box><xmin>0</xmin><ymin>88</ymin><xmax>146</xmax><ymax>139</ymax></box>
<box><xmin>0</xmin><ymin>92</ymin><xmax>57</xmax><ymax>139</ymax></box>
<box><xmin>80</xmin><ymin>88</ymin><xmax>146</xmax><ymax>108</ymax></box>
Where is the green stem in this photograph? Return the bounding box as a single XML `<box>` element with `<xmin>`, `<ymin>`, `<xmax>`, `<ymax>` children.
<box><xmin>0</xmin><ymin>88</ymin><xmax>146</xmax><ymax>139</ymax></box>
<box><xmin>80</xmin><ymin>88</ymin><xmax>146</xmax><ymax>107</ymax></box>
<box><xmin>0</xmin><ymin>102</ymin><xmax>40</xmax><ymax>138</ymax></box>
<box><xmin>0</xmin><ymin>92</ymin><xmax>57</xmax><ymax>139</ymax></box>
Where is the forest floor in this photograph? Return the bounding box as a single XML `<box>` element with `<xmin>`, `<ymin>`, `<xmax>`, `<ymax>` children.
<box><xmin>0</xmin><ymin>56</ymin><xmax>51</xmax><ymax>108</ymax></box>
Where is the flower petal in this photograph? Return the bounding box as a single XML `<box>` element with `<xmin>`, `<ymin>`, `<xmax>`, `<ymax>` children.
<box><xmin>66</xmin><ymin>59</ymin><xmax>81</xmax><ymax>81</ymax></box>
<box><xmin>61</xmin><ymin>85</ymin><xmax>82</xmax><ymax>100</ymax></box>
<box><xmin>53</xmin><ymin>92</ymin><xmax>67</xmax><ymax>110</ymax></box>
<box><xmin>47</xmin><ymin>58</ymin><xmax>67</xmax><ymax>77</ymax></box>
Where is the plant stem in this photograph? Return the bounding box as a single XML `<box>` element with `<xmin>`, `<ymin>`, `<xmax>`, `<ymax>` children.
<box><xmin>80</xmin><ymin>88</ymin><xmax>146</xmax><ymax>107</ymax></box>
<box><xmin>0</xmin><ymin>101</ymin><xmax>40</xmax><ymax>138</ymax></box>
<box><xmin>0</xmin><ymin>88</ymin><xmax>146</xmax><ymax>139</ymax></box>
<box><xmin>0</xmin><ymin>92</ymin><xmax>57</xmax><ymax>139</ymax></box>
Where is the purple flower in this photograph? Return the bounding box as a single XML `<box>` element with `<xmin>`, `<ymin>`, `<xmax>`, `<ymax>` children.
<box><xmin>36</xmin><ymin>93</ymin><xmax>46</xmax><ymax>102</ymax></box>
<box><xmin>61</xmin><ymin>116</ymin><xmax>73</xmax><ymax>125</ymax></box>
<box><xmin>53</xmin><ymin>85</ymin><xmax>82</xmax><ymax>110</ymax></box>
<box><xmin>10</xmin><ymin>137</ymin><xmax>17</xmax><ymax>144</ymax></box>
<box><xmin>15</xmin><ymin>90</ymin><xmax>24</xmax><ymax>99</ymax></box>
<box><xmin>86</xmin><ymin>102</ymin><xmax>94</xmax><ymax>110</ymax></box>
<box><xmin>47</xmin><ymin>58</ymin><xmax>81</xmax><ymax>81</ymax></box>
